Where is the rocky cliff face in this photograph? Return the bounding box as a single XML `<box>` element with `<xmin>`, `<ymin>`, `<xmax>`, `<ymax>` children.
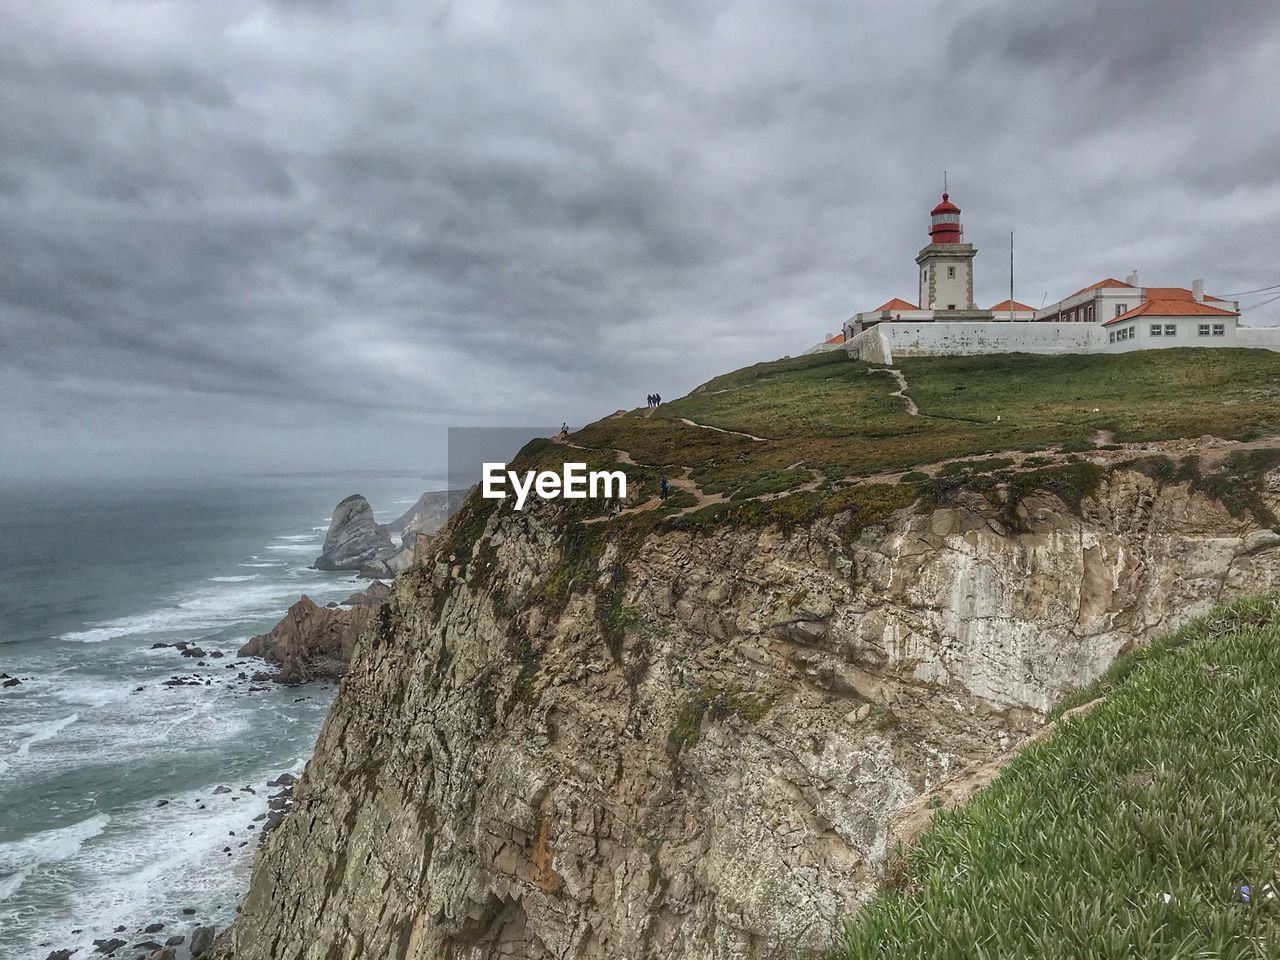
<box><xmin>314</xmin><ymin>494</ymin><xmax>395</xmax><ymax>572</ymax></box>
<box><xmin>213</xmin><ymin>466</ymin><xmax>1280</xmax><ymax>960</ymax></box>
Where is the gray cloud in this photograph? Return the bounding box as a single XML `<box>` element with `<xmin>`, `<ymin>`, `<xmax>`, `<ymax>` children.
<box><xmin>1</xmin><ymin>0</ymin><xmax>1278</xmax><ymax>478</ymax></box>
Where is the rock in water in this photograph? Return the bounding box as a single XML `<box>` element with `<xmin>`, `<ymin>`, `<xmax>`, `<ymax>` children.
<box><xmin>189</xmin><ymin>926</ymin><xmax>216</xmax><ymax>957</ymax></box>
<box><xmin>313</xmin><ymin>495</ymin><xmax>394</xmax><ymax>572</ymax></box>
<box><xmin>237</xmin><ymin>596</ymin><xmax>381</xmax><ymax>683</ymax></box>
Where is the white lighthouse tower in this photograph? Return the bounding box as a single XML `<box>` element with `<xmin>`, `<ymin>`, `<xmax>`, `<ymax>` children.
<box><xmin>915</xmin><ymin>189</ymin><xmax>981</xmax><ymax>315</ymax></box>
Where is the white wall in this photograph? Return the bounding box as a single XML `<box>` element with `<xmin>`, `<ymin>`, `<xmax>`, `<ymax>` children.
<box><xmin>844</xmin><ymin>325</ymin><xmax>894</xmax><ymax>364</ymax></box>
<box><xmin>1102</xmin><ymin>317</ymin><xmax>1239</xmax><ymax>352</ymax></box>
<box><xmin>843</xmin><ymin>320</ymin><xmax>1280</xmax><ymax>363</ymax></box>
<box><xmin>856</xmin><ymin>322</ymin><xmax>1103</xmax><ymax>360</ymax></box>
<box><xmin>920</xmin><ymin>255</ymin><xmax>971</xmax><ymax>310</ymax></box>
<box><xmin>1237</xmin><ymin>326</ymin><xmax>1280</xmax><ymax>351</ymax></box>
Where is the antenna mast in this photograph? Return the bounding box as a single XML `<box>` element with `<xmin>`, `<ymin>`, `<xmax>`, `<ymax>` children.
<box><xmin>1010</xmin><ymin>231</ymin><xmax>1015</xmax><ymax>322</ymax></box>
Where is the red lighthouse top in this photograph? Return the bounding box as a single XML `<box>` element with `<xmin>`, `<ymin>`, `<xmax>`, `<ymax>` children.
<box><xmin>929</xmin><ymin>192</ymin><xmax>962</xmax><ymax>244</ymax></box>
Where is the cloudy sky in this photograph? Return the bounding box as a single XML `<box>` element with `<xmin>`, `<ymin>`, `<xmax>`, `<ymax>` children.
<box><xmin>3</xmin><ymin>0</ymin><xmax>1279</xmax><ymax>479</ymax></box>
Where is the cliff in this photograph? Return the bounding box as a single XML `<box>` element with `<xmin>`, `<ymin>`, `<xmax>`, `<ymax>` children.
<box><xmin>212</xmin><ymin>455</ymin><xmax>1280</xmax><ymax>959</ymax></box>
<box><xmin>213</xmin><ymin>349</ymin><xmax>1280</xmax><ymax>959</ymax></box>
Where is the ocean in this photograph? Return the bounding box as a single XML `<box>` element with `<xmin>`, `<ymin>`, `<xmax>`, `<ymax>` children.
<box><xmin>0</xmin><ymin>474</ymin><xmax>439</xmax><ymax>960</ymax></box>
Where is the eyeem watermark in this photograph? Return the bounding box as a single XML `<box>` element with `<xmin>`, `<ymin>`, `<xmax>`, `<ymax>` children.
<box><xmin>482</xmin><ymin>462</ymin><xmax>626</xmax><ymax>510</ymax></box>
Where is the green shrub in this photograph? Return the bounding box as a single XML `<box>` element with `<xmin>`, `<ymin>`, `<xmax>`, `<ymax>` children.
<box><xmin>667</xmin><ymin>685</ymin><xmax>774</xmax><ymax>756</ymax></box>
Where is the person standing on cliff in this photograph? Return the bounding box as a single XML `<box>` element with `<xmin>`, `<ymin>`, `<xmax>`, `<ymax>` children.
<box><xmin>660</xmin><ymin>477</ymin><xmax>669</xmax><ymax>500</ymax></box>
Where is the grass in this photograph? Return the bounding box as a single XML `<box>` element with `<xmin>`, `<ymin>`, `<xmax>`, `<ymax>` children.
<box><xmin>666</xmin><ymin>685</ymin><xmax>774</xmax><ymax>757</ymax></box>
<box><xmin>571</xmin><ymin>348</ymin><xmax>1280</xmax><ymax>500</ymax></box>
<box><xmin>902</xmin><ymin>350</ymin><xmax>1280</xmax><ymax>443</ymax></box>
<box><xmin>836</xmin><ymin>592</ymin><xmax>1280</xmax><ymax>960</ymax></box>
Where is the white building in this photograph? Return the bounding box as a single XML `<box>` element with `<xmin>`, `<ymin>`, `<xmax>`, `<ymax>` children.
<box><xmin>840</xmin><ymin>191</ymin><xmax>1279</xmax><ymax>360</ymax></box>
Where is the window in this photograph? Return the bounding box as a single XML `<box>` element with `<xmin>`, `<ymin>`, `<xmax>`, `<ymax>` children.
<box><xmin>1198</xmin><ymin>324</ymin><xmax>1211</xmax><ymax>336</ymax></box>
<box><xmin>1164</xmin><ymin>324</ymin><xmax>1176</xmax><ymax>337</ymax></box>
<box><xmin>947</xmin><ymin>266</ymin><xmax>956</xmax><ymax>278</ymax></box>
<box><xmin>947</xmin><ymin>303</ymin><xmax>956</xmax><ymax>310</ymax></box>
<box><xmin>1109</xmin><ymin>331</ymin><xmax>1116</xmax><ymax>343</ymax></box>
<box><xmin>1213</xmin><ymin>324</ymin><xmax>1225</xmax><ymax>336</ymax></box>
<box><xmin>1115</xmin><ymin>304</ymin><xmax>1128</xmax><ymax>317</ymax></box>
<box><xmin>1150</xmin><ymin>323</ymin><xmax>1163</xmax><ymax>336</ymax></box>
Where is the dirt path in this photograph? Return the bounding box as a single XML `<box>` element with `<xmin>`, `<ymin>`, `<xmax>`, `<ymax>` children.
<box><xmin>557</xmin><ymin>433</ymin><xmax>724</xmax><ymax>523</ymax></box>
<box><xmin>666</xmin><ymin>468</ymin><xmax>727</xmax><ymax>516</ymax></box>
<box><xmin>558</xmin><ymin>423</ymin><xmax>1280</xmax><ymax>525</ymax></box>
<box><xmin>842</xmin><ymin>434</ymin><xmax>1280</xmax><ymax>489</ymax></box>
<box><xmin>677</xmin><ymin>417</ymin><xmax>768</xmax><ymax>442</ymax></box>
<box><xmin>872</xmin><ymin>368</ymin><xmax>918</xmax><ymax>416</ymax></box>
<box><xmin>582</xmin><ymin>466</ymin><xmax>724</xmax><ymax>523</ymax></box>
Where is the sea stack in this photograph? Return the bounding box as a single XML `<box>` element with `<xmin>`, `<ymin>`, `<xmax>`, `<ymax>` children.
<box><xmin>237</xmin><ymin>595</ymin><xmax>381</xmax><ymax>683</ymax></box>
<box><xmin>313</xmin><ymin>494</ymin><xmax>394</xmax><ymax>572</ymax></box>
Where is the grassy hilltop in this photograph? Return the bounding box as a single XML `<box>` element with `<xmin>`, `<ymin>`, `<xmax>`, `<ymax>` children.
<box><xmin>575</xmin><ymin>347</ymin><xmax>1280</xmax><ymax>498</ymax></box>
<box><xmin>441</xmin><ymin>347</ymin><xmax>1280</xmax><ymax>578</ymax></box>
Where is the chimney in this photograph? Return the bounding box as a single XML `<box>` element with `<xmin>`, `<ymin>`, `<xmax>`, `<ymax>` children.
<box><xmin>1125</xmin><ymin>270</ymin><xmax>1139</xmax><ymax>286</ymax></box>
<box><xmin>1192</xmin><ymin>279</ymin><xmax>1204</xmax><ymax>302</ymax></box>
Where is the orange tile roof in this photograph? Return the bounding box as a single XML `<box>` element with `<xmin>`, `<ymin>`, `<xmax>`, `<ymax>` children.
<box><xmin>824</xmin><ymin>332</ymin><xmax>846</xmax><ymax>345</ymax></box>
<box><xmin>1142</xmin><ymin>286</ymin><xmax>1197</xmax><ymax>300</ymax></box>
<box><xmin>1104</xmin><ymin>299</ymin><xmax>1238</xmax><ymax>326</ymax></box>
<box><xmin>1068</xmin><ymin>277</ymin><xmax>1133</xmax><ymax>298</ymax></box>
<box><xmin>988</xmin><ymin>299</ymin><xmax>1036</xmax><ymax>313</ymax></box>
<box><xmin>873</xmin><ymin>297</ymin><xmax>920</xmax><ymax>312</ymax></box>
<box><xmin>1141</xmin><ymin>287</ymin><xmax>1231</xmax><ymax>303</ymax></box>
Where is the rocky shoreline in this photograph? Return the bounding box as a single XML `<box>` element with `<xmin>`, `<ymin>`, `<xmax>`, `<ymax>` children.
<box><xmin>39</xmin><ymin>773</ymin><xmax>298</xmax><ymax>960</ymax></box>
<box><xmin>20</xmin><ymin>489</ymin><xmax>461</xmax><ymax>960</ymax></box>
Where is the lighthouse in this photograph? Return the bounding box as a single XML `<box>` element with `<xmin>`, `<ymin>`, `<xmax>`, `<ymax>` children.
<box><xmin>916</xmin><ymin>189</ymin><xmax>979</xmax><ymax>313</ymax></box>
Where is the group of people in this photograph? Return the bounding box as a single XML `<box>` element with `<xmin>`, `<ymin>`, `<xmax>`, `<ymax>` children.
<box><xmin>646</xmin><ymin>393</ymin><xmax>662</xmax><ymax>408</ymax></box>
